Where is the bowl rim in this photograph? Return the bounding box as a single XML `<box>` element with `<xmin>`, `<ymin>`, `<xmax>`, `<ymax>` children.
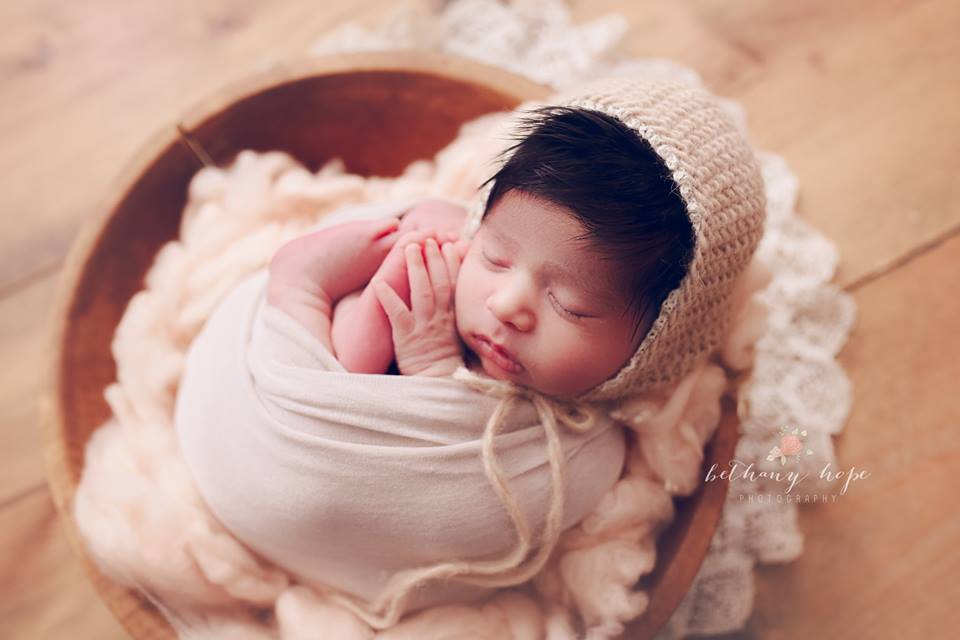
<box><xmin>40</xmin><ymin>50</ymin><xmax>733</xmax><ymax>640</ymax></box>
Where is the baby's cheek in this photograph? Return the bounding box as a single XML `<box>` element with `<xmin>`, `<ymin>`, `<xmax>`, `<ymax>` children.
<box><xmin>453</xmin><ymin>263</ymin><xmax>484</xmax><ymax>334</ymax></box>
<box><xmin>539</xmin><ymin>334</ymin><xmax>620</xmax><ymax>395</ymax></box>
<box><xmin>453</xmin><ymin>281</ymin><xmax>469</xmax><ymax>333</ymax></box>
<box><xmin>548</xmin><ymin>345</ymin><xmax>592</xmax><ymax>377</ymax></box>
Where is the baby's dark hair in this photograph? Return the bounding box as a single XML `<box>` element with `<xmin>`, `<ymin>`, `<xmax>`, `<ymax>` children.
<box><xmin>480</xmin><ymin>105</ymin><xmax>695</xmax><ymax>343</ymax></box>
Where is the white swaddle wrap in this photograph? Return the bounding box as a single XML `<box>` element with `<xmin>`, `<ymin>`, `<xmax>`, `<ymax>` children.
<box><xmin>174</xmin><ymin>266</ymin><xmax>627</xmax><ymax>617</ymax></box>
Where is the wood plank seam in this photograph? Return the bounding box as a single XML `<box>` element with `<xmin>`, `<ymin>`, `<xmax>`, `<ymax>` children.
<box><xmin>0</xmin><ymin>260</ymin><xmax>61</xmax><ymax>299</ymax></box>
<box><xmin>843</xmin><ymin>217</ymin><xmax>960</xmax><ymax>293</ymax></box>
<box><xmin>0</xmin><ymin>483</ymin><xmax>46</xmax><ymax>511</ymax></box>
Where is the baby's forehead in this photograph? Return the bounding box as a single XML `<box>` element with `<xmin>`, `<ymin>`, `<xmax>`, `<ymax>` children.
<box><xmin>481</xmin><ymin>192</ymin><xmax>586</xmax><ymax>240</ymax></box>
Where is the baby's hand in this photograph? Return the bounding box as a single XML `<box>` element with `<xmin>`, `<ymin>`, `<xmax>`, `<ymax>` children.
<box><xmin>372</xmin><ymin>237</ymin><xmax>466</xmax><ymax>377</ymax></box>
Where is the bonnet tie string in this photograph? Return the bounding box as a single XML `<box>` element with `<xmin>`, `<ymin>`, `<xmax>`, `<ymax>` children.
<box><xmin>452</xmin><ymin>367</ymin><xmax>599</xmax><ymax>588</ymax></box>
<box><xmin>320</xmin><ymin>366</ymin><xmax>601</xmax><ymax>629</ymax></box>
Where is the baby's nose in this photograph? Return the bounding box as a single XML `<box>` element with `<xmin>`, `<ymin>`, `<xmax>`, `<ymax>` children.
<box><xmin>487</xmin><ymin>288</ymin><xmax>535</xmax><ymax>332</ymax></box>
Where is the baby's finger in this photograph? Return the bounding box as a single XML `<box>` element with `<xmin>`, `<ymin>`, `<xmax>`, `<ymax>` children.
<box><xmin>372</xmin><ymin>280</ymin><xmax>413</xmax><ymax>334</ymax></box>
<box><xmin>406</xmin><ymin>243</ymin><xmax>435</xmax><ymax>320</ymax></box>
<box><xmin>396</xmin><ymin>229</ymin><xmax>431</xmax><ymax>246</ymax></box>
<box><xmin>424</xmin><ymin>239</ymin><xmax>451</xmax><ymax>309</ymax></box>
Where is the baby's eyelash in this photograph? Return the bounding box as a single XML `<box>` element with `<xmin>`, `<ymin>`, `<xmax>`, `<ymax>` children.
<box><xmin>482</xmin><ymin>252</ymin><xmax>507</xmax><ymax>268</ymax></box>
<box><xmin>549</xmin><ymin>292</ymin><xmax>588</xmax><ymax>320</ymax></box>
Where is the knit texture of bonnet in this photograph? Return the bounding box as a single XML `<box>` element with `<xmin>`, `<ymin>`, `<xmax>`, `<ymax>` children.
<box><xmin>465</xmin><ymin>76</ymin><xmax>768</xmax><ymax>403</ymax></box>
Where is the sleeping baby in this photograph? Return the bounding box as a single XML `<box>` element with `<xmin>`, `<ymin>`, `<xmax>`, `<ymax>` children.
<box><xmin>267</xmin><ymin>104</ymin><xmax>693</xmax><ymax>400</ymax></box>
<box><xmin>174</xmin><ymin>77</ymin><xmax>767</xmax><ymax>628</ymax></box>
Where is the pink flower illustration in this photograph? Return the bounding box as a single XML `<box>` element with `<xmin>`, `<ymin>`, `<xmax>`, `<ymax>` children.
<box><xmin>780</xmin><ymin>434</ymin><xmax>803</xmax><ymax>456</ymax></box>
<box><xmin>766</xmin><ymin>426</ymin><xmax>812</xmax><ymax>465</ymax></box>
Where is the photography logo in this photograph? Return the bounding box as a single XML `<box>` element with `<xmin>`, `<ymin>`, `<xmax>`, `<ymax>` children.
<box><xmin>704</xmin><ymin>423</ymin><xmax>871</xmax><ymax>503</ymax></box>
<box><xmin>765</xmin><ymin>425</ymin><xmax>814</xmax><ymax>466</ymax></box>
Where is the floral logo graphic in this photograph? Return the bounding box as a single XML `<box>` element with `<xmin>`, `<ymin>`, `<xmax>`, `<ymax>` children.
<box><xmin>766</xmin><ymin>426</ymin><xmax>814</xmax><ymax>466</ymax></box>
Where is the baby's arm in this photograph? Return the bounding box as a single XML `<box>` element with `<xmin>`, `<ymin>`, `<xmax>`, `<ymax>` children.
<box><xmin>265</xmin><ymin>217</ymin><xmax>402</xmax><ymax>356</ymax></box>
<box><xmin>330</xmin><ymin>199</ymin><xmax>469</xmax><ymax>373</ymax></box>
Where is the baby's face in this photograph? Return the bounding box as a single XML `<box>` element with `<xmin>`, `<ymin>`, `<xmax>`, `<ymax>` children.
<box><xmin>455</xmin><ymin>191</ymin><xmax>641</xmax><ymax>398</ymax></box>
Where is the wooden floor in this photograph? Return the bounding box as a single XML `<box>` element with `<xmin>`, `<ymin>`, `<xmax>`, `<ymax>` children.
<box><xmin>2</xmin><ymin>1</ymin><xmax>957</xmax><ymax>638</ymax></box>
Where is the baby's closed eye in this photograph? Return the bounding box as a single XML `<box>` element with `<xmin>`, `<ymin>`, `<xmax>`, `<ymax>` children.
<box><xmin>548</xmin><ymin>292</ymin><xmax>592</xmax><ymax>320</ymax></box>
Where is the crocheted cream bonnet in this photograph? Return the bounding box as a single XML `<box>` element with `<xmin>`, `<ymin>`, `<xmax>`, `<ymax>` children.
<box><xmin>463</xmin><ymin>76</ymin><xmax>768</xmax><ymax>403</ymax></box>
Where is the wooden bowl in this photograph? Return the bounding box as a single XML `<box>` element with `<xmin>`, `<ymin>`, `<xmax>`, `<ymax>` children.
<box><xmin>42</xmin><ymin>51</ymin><xmax>737</xmax><ymax>639</ymax></box>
